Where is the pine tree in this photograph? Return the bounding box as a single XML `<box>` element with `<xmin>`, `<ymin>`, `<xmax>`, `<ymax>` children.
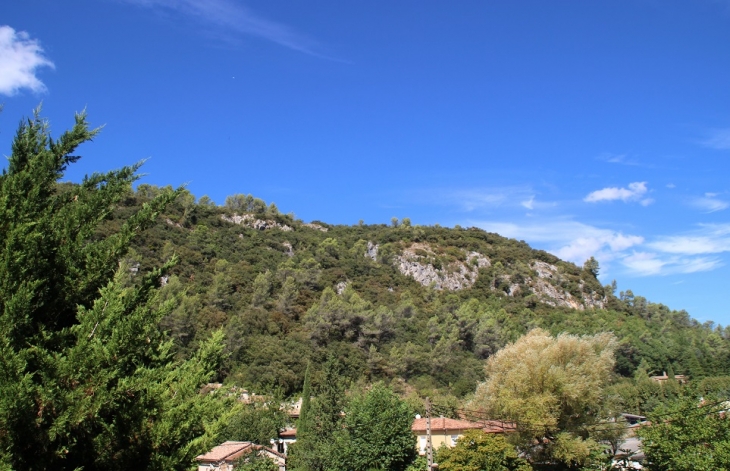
<box><xmin>0</xmin><ymin>110</ymin><xmax>225</xmax><ymax>470</ymax></box>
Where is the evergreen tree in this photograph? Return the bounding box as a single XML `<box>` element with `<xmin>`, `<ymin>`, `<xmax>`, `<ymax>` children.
<box><xmin>341</xmin><ymin>383</ymin><xmax>417</xmax><ymax>471</ymax></box>
<box><xmin>298</xmin><ymin>361</ymin><xmax>312</xmax><ymax>435</ymax></box>
<box><xmin>0</xmin><ymin>110</ymin><xmax>224</xmax><ymax>470</ymax></box>
<box><xmin>637</xmin><ymin>393</ymin><xmax>730</xmax><ymax>471</ymax></box>
<box><xmin>287</xmin><ymin>356</ymin><xmax>347</xmax><ymax>471</ymax></box>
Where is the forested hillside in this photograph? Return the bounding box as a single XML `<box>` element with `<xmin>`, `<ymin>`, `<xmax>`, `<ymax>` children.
<box><xmin>4</xmin><ymin>112</ymin><xmax>729</xmax><ymax>471</ymax></box>
<box><xmin>111</xmin><ymin>186</ymin><xmax>730</xmax><ymax>406</ymax></box>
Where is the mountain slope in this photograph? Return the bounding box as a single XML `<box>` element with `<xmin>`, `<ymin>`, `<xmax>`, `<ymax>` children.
<box><xmin>112</xmin><ymin>187</ymin><xmax>730</xmax><ymax>397</ymax></box>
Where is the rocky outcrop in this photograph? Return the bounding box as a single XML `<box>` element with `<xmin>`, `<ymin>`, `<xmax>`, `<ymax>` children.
<box><xmin>526</xmin><ymin>261</ymin><xmax>605</xmax><ymax>310</ymax></box>
<box><xmin>221</xmin><ymin>213</ymin><xmax>293</xmax><ymax>231</ymax></box>
<box><xmin>165</xmin><ymin>218</ymin><xmax>183</xmax><ymax>228</ymax></box>
<box><xmin>365</xmin><ymin>241</ymin><xmax>378</xmax><ymax>261</ymax></box>
<box><xmin>394</xmin><ymin>243</ymin><xmax>490</xmax><ymax>291</ymax></box>
<box><xmin>282</xmin><ymin>241</ymin><xmax>294</xmax><ymax>257</ymax></box>
<box><xmin>335</xmin><ymin>281</ymin><xmax>348</xmax><ymax>295</ymax></box>
<box><xmin>303</xmin><ymin>223</ymin><xmax>328</xmax><ymax>232</ymax></box>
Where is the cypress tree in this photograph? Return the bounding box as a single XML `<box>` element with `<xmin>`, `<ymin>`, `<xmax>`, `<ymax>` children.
<box><xmin>0</xmin><ymin>110</ymin><xmax>224</xmax><ymax>470</ymax></box>
<box><xmin>298</xmin><ymin>361</ymin><xmax>312</xmax><ymax>435</ymax></box>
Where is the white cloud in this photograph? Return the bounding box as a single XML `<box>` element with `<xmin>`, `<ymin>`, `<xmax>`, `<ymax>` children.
<box><xmin>640</xmin><ymin>198</ymin><xmax>654</xmax><ymax>207</ymax></box>
<box><xmin>521</xmin><ymin>196</ymin><xmax>535</xmax><ymax>210</ymax></box>
<box><xmin>471</xmin><ymin>219</ymin><xmax>643</xmax><ymax>266</ymax></box>
<box><xmin>622</xmin><ymin>251</ymin><xmax>721</xmax><ymax>276</ymax></box>
<box><xmin>701</xmin><ymin>128</ymin><xmax>730</xmax><ymax>150</ymax></box>
<box><xmin>690</xmin><ymin>196</ymin><xmax>729</xmax><ymax>213</ymax></box>
<box><xmin>649</xmin><ymin>224</ymin><xmax>730</xmax><ymax>254</ymax></box>
<box><xmin>438</xmin><ymin>186</ymin><xmax>539</xmax><ymax>212</ymax></box>
<box><xmin>598</xmin><ymin>153</ymin><xmax>639</xmax><ymax>166</ymax></box>
<box><xmin>584</xmin><ymin>181</ymin><xmax>649</xmax><ymax>203</ymax></box>
<box><xmin>0</xmin><ymin>26</ymin><xmax>54</xmax><ymax>96</ymax></box>
<box><xmin>554</xmin><ymin>232</ymin><xmax>644</xmax><ymax>265</ymax></box>
<box><xmin>468</xmin><ymin>217</ymin><xmax>730</xmax><ymax>278</ymax></box>
<box><xmin>120</xmin><ymin>0</ymin><xmax>324</xmax><ymax>56</ymax></box>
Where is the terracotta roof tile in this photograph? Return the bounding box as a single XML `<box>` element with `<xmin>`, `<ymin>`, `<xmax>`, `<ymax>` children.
<box><xmin>196</xmin><ymin>441</ymin><xmax>286</xmax><ymax>463</ymax></box>
<box><xmin>412</xmin><ymin>417</ymin><xmax>517</xmax><ymax>434</ymax></box>
<box><xmin>279</xmin><ymin>428</ymin><xmax>297</xmax><ymax>438</ymax></box>
<box><xmin>196</xmin><ymin>441</ymin><xmax>253</xmax><ymax>462</ymax></box>
<box><xmin>412</xmin><ymin>417</ymin><xmax>484</xmax><ymax>432</ymax></box>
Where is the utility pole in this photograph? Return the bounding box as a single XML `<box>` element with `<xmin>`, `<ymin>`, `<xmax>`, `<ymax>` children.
<box><xmin>426</xmin><ymin>397</ymin><xmax>433</xmax><ymax>470</ymax></box>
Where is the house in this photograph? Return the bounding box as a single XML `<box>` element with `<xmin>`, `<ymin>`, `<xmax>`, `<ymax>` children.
<box><xmin>196</xmin><ymin>441</ymin><xmax>286</xmax><ymax>471</ymax></box>
<box><xmin>649</xmin><ymin>371</ymin><xmax>687</xmax><ymax>384</ymax></box>
<box><xmin>411</xmin><ymin>417</ymin><xmax>516</xmax><ymax>455</ymax></box>
<box><xmin>271</xmin><ymin>427</ymin><xmax>297</xmax><ymax>455</ymax></box>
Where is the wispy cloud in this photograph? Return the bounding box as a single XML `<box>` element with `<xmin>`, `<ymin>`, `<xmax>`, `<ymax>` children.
<box><xmin>598</xmin><ymin>153</ymin><xmax>640</xmax><ymax>166</ymax></box>
<box><xmin>521</xmin><ymin>196</ymin><xmax>535</xmax><ymax>210</ymax></box>
<box><xmin>435</xmin><ymin>186</ymin><xmax>541</xmax><ymax>212</ymax></box>
<box><xmin>468</xmin><ymin>218</ymin><xmax>728</xmax><ymax>277</ymax></box>
<box><xmin>622</xmin><ymin>251</ymin><xmax>721</xmax><ymax>276</ymax></box>
<box><xmin>689</xmin><ymin>194</ymin><xmax>729</xmax><ymax>213</ymax></box>
<box><xmin>470</xmin><ymin>219</ymin><xmax>644</xmax><ymax>267</ymax></box>
<box><xmin>701</xmin><ymin>127</ymin><xmax>730</xmax><ymax>150</ymax></box>
<box><xmin>120</xmin><ymin>0</ymin><xmax>325</xmax><ymax>57</ymax></box>
<box><xmin>649</xmin><ymin>224</ymin><xmax>730</xmax><ymax>254</ymax></box>
<box><xmin>584</xmin><ymin>181</ymin><xmax>652</xmax><ymax>205</ymax></box>
<box><xmin>0</xmin><ymin>26</ymin><xmax>54</xmax><ymax>96</ymax></box>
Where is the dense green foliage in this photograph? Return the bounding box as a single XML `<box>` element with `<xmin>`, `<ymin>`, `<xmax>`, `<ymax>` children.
<box><xmin>3</xmin><ymin>108</ymin><xmax>730</xmax><ymax>471</ymax></box>
<box><xmin>287</xmin><ymin>357</ymin><xmax>348</xmax><ymax>471</ymax></box>
<box><xmin>436</xmin><ymin>430</ymin><xmax>531</xmax><ymax>471</ymax></box>
<box><xmin>341</xmin><ymin>383</ymin><xmax>417</xmax><ymax>471</ymax></box>
<box><xmin>235</xmin><ymin>452</ymin><xmax>279</xmax><ymax>471</ymax></box>
<box><xmin>217</xmin><ymin>397</ymin><xmax>287</xmax><ymax>446</ymax></box>
<box><xmin>0</xmin><ymin>112</ymin><xmax>224</xmax><ymax>470</ymax></box>
<box><xmin>637</xmin><ymin>394</ymin><xmax>730</xmax><ymax>471</ymax></box>
<box><xmin>107</xmin><ymin>183</ymin><xmax>730</xmax><ymax>406</ymax></box>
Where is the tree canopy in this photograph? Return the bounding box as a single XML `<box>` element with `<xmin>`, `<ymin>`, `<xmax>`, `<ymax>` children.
<box><xmin>341</xmin><ymin>383</ymin><xmax>417</xmax><ymax>471</ymax></box>
<box><xmin>637</xmin><ymin>394</ymin><xmax>730</xmax><ymax>471</ymax></box>
<box><xmin>472</xmin><ymin>329</ymin><xmax>618</xmax><ymax>468</ymax></box>
<box><xmin>0</xmin><ymin>110</ymin><xmax>224</xmax><ymax>470</ymax></box>
<box><xmin>436</xmin><ymin>430</ymin><xmax>531</xmax><ymax>471</ymax></box>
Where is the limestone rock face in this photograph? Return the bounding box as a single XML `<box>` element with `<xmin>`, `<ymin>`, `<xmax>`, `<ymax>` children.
<box><xmin>303</xmin><ymin>223</ymin><xmax>328</xmax><ymax>232</ymax></box>
<box><xmin>393</xmin><ymin>243</ymin><xmax>490</xmax><ymax>291</ymax></box>
<box><xmin>526</xmin><ymin>261</ymin><xmax>605</xmax><ymax>310</ymax></box>
<box><xmin>365</xmin><ymin>241</ymin><xmax>379</xmax><ymax>261</ymax></box>
<box><xmin>221</xmin><ymin>213</ymin><xmax>293</xmax><ymax>231</ymax></box>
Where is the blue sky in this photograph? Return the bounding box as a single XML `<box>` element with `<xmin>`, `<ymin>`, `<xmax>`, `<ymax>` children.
<box><xmin>2</xmin><ymin>1</ymin><xmax>730</xmax><ymax>324</ymax></box>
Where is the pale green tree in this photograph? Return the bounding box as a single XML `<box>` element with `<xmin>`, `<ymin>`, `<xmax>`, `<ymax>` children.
<box><xmin>436</xmin><ymin>429</ymin><xmax>531</xmax><ymax>471</ymax></box>
<box><xmin>472</xmin><ymin>329</ymin><xmax>618</xmax><ymax>468</ymax></box>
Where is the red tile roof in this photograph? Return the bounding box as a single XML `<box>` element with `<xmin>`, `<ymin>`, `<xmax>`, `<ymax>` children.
<box><xmin>411</xmin><ymin>417</ymin><xmax>517</xmax><ymax>434</ymax></box>
<box><xmin>196</xmin><ymin>441</ymin><xmax>253</xmax><ymax>463</ymax></box>
<box><xmin>196</xmin><ymin>441</ymin><xmax>285</xmax><ymax>463</ymax></box>
<box><xmin>279</xmin><ymin>428</ymin><xmax>297</xmax><ymax>438</ymax></box>
<box><xmin>412</xmin><ymin>417</ymin><xmax>484</xmax><ymax>433</ymax></box>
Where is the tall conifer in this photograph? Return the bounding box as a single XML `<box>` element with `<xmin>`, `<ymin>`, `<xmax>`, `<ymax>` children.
<box><xmin>0</xmin><ymin>110</ymin><xmax>224</xmax><ymax>470</ymax></box>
